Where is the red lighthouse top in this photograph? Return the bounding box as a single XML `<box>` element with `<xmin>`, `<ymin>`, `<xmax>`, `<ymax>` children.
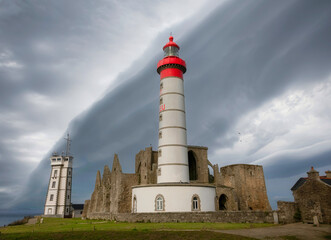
<box><xmin>157</xmin><ymin>36</ymin><xmax>186</xmax><ymax>79</ymax></box>
<box><xmin>163</xmin><ymin>36</ymin><xmax>180</xmax><ymax>50</ymax></box>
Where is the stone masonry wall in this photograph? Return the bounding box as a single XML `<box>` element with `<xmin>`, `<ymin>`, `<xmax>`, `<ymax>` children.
<box><xmin>219</xmin><ymin>164</ymin><xmax>271</xmax><ymax>211</ymax></box>
<box><xmin>277</xmin><ymin>201</ymin><xmax>298</xmax><ymax>224</ymax></box>
<box><xmin>87</xmin><ymin>211</ymin><xmax>275</xmax><ymax>223</ymax></box>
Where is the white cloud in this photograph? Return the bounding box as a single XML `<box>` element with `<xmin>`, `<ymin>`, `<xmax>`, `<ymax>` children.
<box><xmin>211</xmin><ymin>76</ymin><xmax>331</xmax><ymax>166</ymax></box>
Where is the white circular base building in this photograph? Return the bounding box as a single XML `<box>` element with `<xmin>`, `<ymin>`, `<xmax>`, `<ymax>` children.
<box><xmin>132</xmin><ymin>184</ymin><xmax>216</xmax><ymax>213</ymax></box>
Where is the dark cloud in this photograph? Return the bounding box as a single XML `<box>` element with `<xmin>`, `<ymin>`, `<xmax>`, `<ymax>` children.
<box><xmin>2</xmin><ymin>0</ymin><xmax>331</xmax><ymax>210</ymax></box>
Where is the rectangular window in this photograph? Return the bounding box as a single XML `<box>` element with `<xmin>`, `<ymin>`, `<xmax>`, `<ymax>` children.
<box><xmin>67</xmin><ymin>195</ymin><xmax>70</xmax><ymax>200</ymax></box>
<box><xmin>158</xmin><ymin>149</ymin><xmax>162</xmax><ymax>157</ymax></box>
<box><xmin>68</xmin><ymin>181</ymin><xmax>71</xmax><ymax>186</ymax></box>
<box><xmin>52</xmin><ymin>181</ymin><xmax>56</xmax><ymax>188</ymax></box>
<box><xmin>160</xmin><ymin>83</ymin><xmax>163</xmax><ymax>90</ymax></box>
<box><xmin>159</xmin><ymin>114</ymin><xmax>162</xmax><ymax>121</ymax></box>
<box><xmin>66</xmin><ymin>208</ymin><xmax>69</xmax><ymax>213</ymax></box>
<box><xmin>159</xmin><ymin>131</ymin><xmax>162</xmax><ymax>139</ymax></box>
<box><xmin>68</xmin><ymin>170</ymin><xmax>71</xmax><ymax>176</ymax></box>
<box><xmin>54</xmin><ymin>170</ymin><xmax>58</xmax><ymax>178</ymax></box>
<box><xmin>57</xmin><ymin>158</ymin><xmax>61</xmax><ymax>161</ymax></box>
<box><xmin>50</xmin><ymin>194</ymin><xmax>54</xmax><ymax>201</ymax></box>
<box><xmin>48</xmin><ymin>208</ymin><xmax>52</xmax><ymax>214</ymax></box>
<box><xmin>160</xmin><ymin>98</ymin><xmax>163</xmax><ymax>105</ymax></box>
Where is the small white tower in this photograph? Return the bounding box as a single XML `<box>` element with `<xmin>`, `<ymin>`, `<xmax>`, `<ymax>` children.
<box><xmin>44</xmin><ymin>134</ymin><xmax>73</xmax><ymax>217</ymax></box>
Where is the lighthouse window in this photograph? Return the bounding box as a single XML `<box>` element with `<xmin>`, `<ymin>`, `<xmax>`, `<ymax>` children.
<box><xmin>155</xmin><ymin>195</ymin><xmax>164</xmax><ymax>211</ymax></box>
<box><xmin>67</xmin><ymin>195</ymin><xmax>70</xmax><ymax>199</ymax></box>
<box><xmin>159</xmin><ymin>114</ymin><xmax>162</xmax><ymax>121</ymax></box>
<box><xmin>159</xmin><ymin>131</ymin><xmax>162</xmax><ymax>139</ymax></box>
<box><xmin>54</xmin><ymin>170</ymin><xmax>58</xmax><ymax>178</ymax></box>
<box><xmin>160</xmin><ymin>83</ymin><xmax>163</xmax><ymax>89</ymax></box>
<box><xmin>68</xmin><ymin>170</ymin><xmax>71</xmax><ymax>176</ymax></box>
<box><xmin>52</xmin><ymin>181</ymin><xmax>56</xmax><ymax>188</ymax></box>
<box><xmin>160</xmin><ymin>98</ymin><xmax>163</xmax><ymax>105</ymax></box>
<box><xmin>164</xmin><ymin>46</ymin><xmax>179</xmax><ymax>57</ymax></box>
<box><xmin>50</xmin><ymin>194</ymin><xmax>54</xmax><ymax>201</ymax></box>
<box><xmin>158</xmin><ymin>149</ymin><xmax>162</xmax><ymax>157</ymax></box>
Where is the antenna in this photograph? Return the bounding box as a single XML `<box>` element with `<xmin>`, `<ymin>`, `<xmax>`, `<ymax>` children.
<box><xmin>64</xmin><ymin>133</ymin><xmax>72</xmax><ymax>156</ymax></box>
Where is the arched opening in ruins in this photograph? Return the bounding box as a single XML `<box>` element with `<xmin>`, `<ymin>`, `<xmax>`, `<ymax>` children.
<box><xmin>219</xmin><ymin>194</ymin><xmax>227</xmax><ymax>210</ymax></box>
<box><xmin>208</xmin><ymin>165</ymin><xmax>214</xmax><ymax>183</ymax></box>
<box><xmin>188</xmin><ymin>150</ymin><xmax>198</xmax><ymax>180</ymax></box>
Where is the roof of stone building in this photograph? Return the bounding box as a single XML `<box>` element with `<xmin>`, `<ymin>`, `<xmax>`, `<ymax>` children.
<box><xmin>291</xmin><ymin>176</ymin><xmax>331</xmax><ymax>191</ymax></box>
<box><xmin>72</xmin><ymin>204</ymin><xmax>84</xmax><ymax>210</ymax></box>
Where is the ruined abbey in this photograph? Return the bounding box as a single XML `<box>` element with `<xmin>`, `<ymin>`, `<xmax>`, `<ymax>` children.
<box><xmin>83</xmin><ymin>146</ymin><xmax>271</xmax><ymax>219</ymax></box>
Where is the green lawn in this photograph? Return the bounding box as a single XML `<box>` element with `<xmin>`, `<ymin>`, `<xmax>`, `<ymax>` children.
<box><xmin>0</xmin><ymin>218</ymin><xmax>274</xmax><ymax>240</ymax></box>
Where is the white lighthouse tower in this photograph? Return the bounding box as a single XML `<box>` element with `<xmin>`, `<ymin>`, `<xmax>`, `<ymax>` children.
<box><xmin>44</xmin><ymin>134</ymin><xmax>73</xmax><ymax>217</ymax></box>
<box><xmin>132</xmin><ymin>36</ymin><xmax>216</xmax><ymax>213</ymax></box>
<box><xmin>157</xmin><ymin>36</ymin><xmax>189</xmax><ymax>183</ymax></box>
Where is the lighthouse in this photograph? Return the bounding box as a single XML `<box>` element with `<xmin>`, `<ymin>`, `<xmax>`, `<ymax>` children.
<box><xmin>131</xmin><ymin>36</ymin><xmax>216</xmax><ymax>213</ymax></box>
<box><xmin>157</xmin><ymin>36</ymin><xmax>189</xmax><ymax>183</ymax></box>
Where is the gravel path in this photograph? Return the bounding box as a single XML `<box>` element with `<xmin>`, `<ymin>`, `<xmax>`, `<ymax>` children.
<box><xmin>215</xmin><ymin>223</ymin><xmax>331</xmax><ymax>240</ymax></box>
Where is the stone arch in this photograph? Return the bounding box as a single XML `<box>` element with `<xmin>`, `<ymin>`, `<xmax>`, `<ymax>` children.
<box><xmin>188</xmin><ymin>150</ymin><xmax>198</xmax><ymax>180</ymax></box>
<box><xmin>219</xmin><ymin>194</ymin><xmax>227</xmax><ymax>210</ymax></box>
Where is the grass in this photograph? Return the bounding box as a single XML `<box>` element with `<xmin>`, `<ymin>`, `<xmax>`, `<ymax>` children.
<box><xmin>0</xmin><ymin>218</ymin><xmax>274</xmax><ymax>239</ymax></box>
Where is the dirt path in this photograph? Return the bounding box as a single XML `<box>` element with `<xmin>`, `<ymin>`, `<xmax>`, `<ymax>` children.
<box><xmin>26</xmin><ymin>218</ymin><xmax>37</xmax><ymax>225</ymax></box>
<box><xmin>214</xmin><ymin>223</ymin><xmax>331</xmax><ymax>240</ymax></box>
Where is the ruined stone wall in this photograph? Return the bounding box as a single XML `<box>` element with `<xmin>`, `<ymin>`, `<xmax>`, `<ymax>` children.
<box><xmin>293</xmin><ymin>178</ymin><xmax>331</xmax><ymax>223</ymax></box>
<box><xmin>277</xmin><ymin>201</ymin><xmax>298</xmax><ymax>224</ymax></box>
<box><xmin>215</xmin><ymin>186</ymin><xmax>239</xmax><ymax>211</ymax></box>
<box><xmin>118</xmin><ymin>173</ymin><xmax>139</xmax><ymax>213</ymax></box>
<box><xmin>135</xmin><ymin>147</ymin><xmax>157</xmax><ymax>185</ymax></box>
<box><xmin>85</xmin><ymin>154</ymin><xmax>139</xmax><ymax>216</ymax></box>
<box><xmin>219</xmin><ymin>164</ymin><xmax>271</xmax><ymax>211</ymax></box>
<box><xmin>87</xmin><ymin>211</ymin><xmax>275</xmax><ymax>223</ymax></box>
<box><xmin>187</xmin><ymin>146</ymin><xmax>209</xmax><ymax>183</ymax></box>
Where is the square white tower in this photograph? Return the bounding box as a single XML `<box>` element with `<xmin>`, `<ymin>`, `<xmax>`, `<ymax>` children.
<box><xmin>44</xmin><ymin>153</ymin><xmax>73</xmax><ymax>217</ymax></box>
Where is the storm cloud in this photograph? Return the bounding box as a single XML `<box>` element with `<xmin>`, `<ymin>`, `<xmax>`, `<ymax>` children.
<box><xmin>1</xmin><ymin>0</ymin><xmax>331</xmax><ymax>210</ymax></box>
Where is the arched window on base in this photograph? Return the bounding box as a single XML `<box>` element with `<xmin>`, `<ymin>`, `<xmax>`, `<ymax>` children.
<box><xmin>133</xmin><ymin>196</ymin><xmax>137</xmax><ymax>213</ymax></box>
<box><xmin>155</xmin><ymin>194</ymin><xmax>165</xmax><ymax>211</ymax></box>
<box><xmin>191</xmin><ymin>194</ymin><xmax>201</xmax><ymax>211</ymax></box>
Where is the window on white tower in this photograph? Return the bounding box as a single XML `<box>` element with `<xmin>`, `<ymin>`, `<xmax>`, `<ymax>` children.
<box><xmin>159</xmin><ymin>131</ymin><xmax>162</xmax><ymax>139</ymax></box>
<box><xmin>52</xmin><ymin>181</ymin><xmax>56</xmax><ymax>188</ymax></box>
<box><xmin>54</xmin><ymin>170</ymin><xmax>58</xmax><ymax>178</ymax></box>
<box><xmin>48</xmin><ymin>208</ymin><xmax>52</xmax><ymax>214</ymax></box>
<box><xmin>158</xmin><ymin>149</ymin><xmax>162</xmax><ymax>157</ymax></box>
<box><xmin>50</xmin><ymin>194</ymin><xmax>54</xmax><ymax>201</ymax></box>
<box><xmin>155</xmin><ymin>195</ymin><xmax>164</xmax><ymax>211</ymax></box>
<box><xmin>159</xmin><ymin>114</ymin><xmax>162</xmax><ymax>121</ymax></box>
<box><xmin>160</xmin><ymin>82</ymin><xmax>163</xmax><ymax>90</ymax></box>
<box><xmin>160</xmin><ymin>98</ymin><xmax>163</xmax><ymax>105</ymax></box>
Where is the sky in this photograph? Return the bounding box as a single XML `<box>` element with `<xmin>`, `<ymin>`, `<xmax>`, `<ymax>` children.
<box><xmin>0</xmin><ymin>0</ymin><xmax>330</xmax><ymax>211</ymax></box>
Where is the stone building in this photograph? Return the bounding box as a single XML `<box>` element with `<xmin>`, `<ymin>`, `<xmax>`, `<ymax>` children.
<box><xmin>278</xmin><ymin>167</ymin><xmax>331</xmax><ymax>224</ymax></box>
<box><xmin>83</xmin><ymin>146</ymin><xmax>271</xmax><ymax>218</ymax></box>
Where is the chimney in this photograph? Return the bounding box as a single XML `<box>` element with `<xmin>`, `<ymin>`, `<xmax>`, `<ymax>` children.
<box><xmin>307</xmin><ymin>166</ymin><xmax>319</xmax><ymax>180</ymax></box>
<box><xmin>325</xmin><ymin>170</ymin><xmax>331</xmax><ymax>178</ymax></box>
